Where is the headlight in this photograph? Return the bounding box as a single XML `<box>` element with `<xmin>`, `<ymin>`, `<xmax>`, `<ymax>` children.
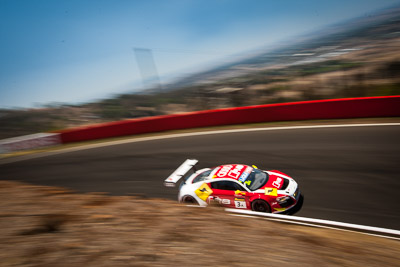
<box><xmin>276</xmin><ymin>196</ymin><xmax>291</xmax><ymax>203</ymax></box>
<box><xmin>276</xmin><ymin>195</ymin><xmax>295</xmax><ymax>208</ymax></box>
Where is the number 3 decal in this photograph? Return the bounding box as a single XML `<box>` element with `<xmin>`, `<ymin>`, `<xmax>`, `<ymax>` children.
<box><xmin>234</xmin><ymin>200</ymin><xmax>247</xmax><ymax>208</ymax></box>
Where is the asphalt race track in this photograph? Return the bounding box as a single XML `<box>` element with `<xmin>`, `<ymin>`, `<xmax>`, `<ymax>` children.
<box><xmin>1</xmin><ymin>124</ymin><xmax>399</xmax><ymax>230</ymax></box>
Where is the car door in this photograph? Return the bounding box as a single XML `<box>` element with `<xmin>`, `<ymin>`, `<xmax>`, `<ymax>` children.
<box><xmin>208</xmin><ymin>180</ymin><xmax>249</xmax><ymax>209</ymax></box>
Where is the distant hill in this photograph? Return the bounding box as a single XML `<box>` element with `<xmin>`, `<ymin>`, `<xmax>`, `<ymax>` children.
<box><xmin>159</xmin><ymin>4</ymin><xmax>400</xmax><ymax>91</ymax></box>
<box><xmin>1</xmin><ymin>5</ymin><xmax>400</xmax><ymax>139</ymax></box>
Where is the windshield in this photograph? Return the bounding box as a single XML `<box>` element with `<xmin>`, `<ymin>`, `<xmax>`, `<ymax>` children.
<box><xmin>243</xmin><ymin>169</ymin><xmax>269</xmax><ymax>191</ymax></box>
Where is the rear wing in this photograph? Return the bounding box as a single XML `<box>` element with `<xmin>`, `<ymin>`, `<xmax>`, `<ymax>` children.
<box><xmin>164</xmin><ymin>159</ymin><xmax>199</xmax><ymax>187</ymax></box>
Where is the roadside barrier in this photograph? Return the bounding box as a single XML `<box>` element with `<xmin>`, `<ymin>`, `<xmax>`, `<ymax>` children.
<box><xmin>56</xmin><ymin>96</ymin><xmax>400</xmax><ymax>143</ymax></box>
<box><xmin>0</xmin><ymin>133</ymin><xmax>61</xmax><ymax>154</ymax></box>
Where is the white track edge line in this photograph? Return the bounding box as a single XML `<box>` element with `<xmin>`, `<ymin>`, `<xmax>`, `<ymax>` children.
<box><xmin>225</xmin><ymin>208</ymin><xmax>400</xmax><ymax>236</ymax></box>
<box><xmin>229</xmin><ymin>214</ymin><xmax>400</xmax><ymax>240</ymax></box>
<box><xmin>184</xmin><ymin>205</ymin><xmax>400</xmax><ymax>239</ymax></box>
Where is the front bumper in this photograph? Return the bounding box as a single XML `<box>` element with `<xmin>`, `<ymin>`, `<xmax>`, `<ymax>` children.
<box><xmin>280</xmin><ymin>190</ymin><xmax>304</xmax><ymax>215</ymax></box>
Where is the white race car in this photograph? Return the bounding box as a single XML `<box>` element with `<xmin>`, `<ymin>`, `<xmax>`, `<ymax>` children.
<box><xmin>164</xmin><ymin>159</ymin><xmax>303</xmax><ymax>214</ymax></box>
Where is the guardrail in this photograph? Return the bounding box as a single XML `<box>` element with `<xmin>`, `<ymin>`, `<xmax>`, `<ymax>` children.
<box><xmin>0</xmin><ymin>133</ymin><xmax>61</xmax><ymax>154</ymax></box>
<box><xmin>56</xmin><ymin>96</ymin><xmax>400</xmax><ymax>143</ymax></box>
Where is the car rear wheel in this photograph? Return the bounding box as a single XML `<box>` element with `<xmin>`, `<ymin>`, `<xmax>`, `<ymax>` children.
<box><xmin>181</xmin><ymin>195</ymin><xmax>199</xmax><ymax>205</ymax></box>
<box><xmin>251</xmin><ymin>199</ymin><xmax>271</xmax><ymax>213</ymax></box>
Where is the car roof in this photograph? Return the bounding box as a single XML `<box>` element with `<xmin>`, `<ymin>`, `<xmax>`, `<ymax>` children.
<box><xmin>211</xmin><ymin>164</ymin><xmax>253</xmax><ymax>181</ymax></box>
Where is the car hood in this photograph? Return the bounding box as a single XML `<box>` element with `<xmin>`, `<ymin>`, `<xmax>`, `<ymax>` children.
<box><xmin>262</xmin><ymin>171</ymin><xmax>292</xmax><ymax>190</ymax></box>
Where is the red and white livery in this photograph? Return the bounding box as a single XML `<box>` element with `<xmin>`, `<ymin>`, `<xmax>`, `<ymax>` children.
<box><xmin>164</xmin><ymin>159</ymin><xmax>303</xmax><ymax>214</ymax></box>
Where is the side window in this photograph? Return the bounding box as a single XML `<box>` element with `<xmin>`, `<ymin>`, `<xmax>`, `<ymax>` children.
<box><xmin>234</xmin><ymin>183</ymin><xmax>246</xmax><ymax>191</ymax></box>
<box><xmin>210</xmin><ymin>181</ymin><xmax>245</xmax><ymax>191</ymax></box>
<box><xmin>192</xmin><ymin>170</ymin><xmax>212</xmax><ymax>183</ymax></box>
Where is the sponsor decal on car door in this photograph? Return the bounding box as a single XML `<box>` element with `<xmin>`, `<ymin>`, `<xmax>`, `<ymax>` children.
<box><xmin>209</xmin><ymin>188</ymin><xmax>235</xmax><ymax>208</ymax></box>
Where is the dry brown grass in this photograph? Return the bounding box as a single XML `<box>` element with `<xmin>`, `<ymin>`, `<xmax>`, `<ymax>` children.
<box><xmin>0</xmin><ymin>180</ymin><xmax>399</xmax><ymax>267</ymax></box>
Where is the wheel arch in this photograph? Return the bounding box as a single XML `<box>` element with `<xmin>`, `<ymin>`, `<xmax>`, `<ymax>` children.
<box><xmin>251</xmin><ymin>198</ymin><xmax>271</xmax><ymax>213</ymax></box>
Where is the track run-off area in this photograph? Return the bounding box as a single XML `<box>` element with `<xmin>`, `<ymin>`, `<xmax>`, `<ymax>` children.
<box><xmin>1</xmin><ymin>123</ymin><xmax>399</xmax><ymax>230</ymax></box>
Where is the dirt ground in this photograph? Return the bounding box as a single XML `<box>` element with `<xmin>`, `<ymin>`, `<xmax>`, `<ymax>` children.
<box><xmin>0</xmin><ymin>181</ymin><xmax>399</xmax><ymax>267</ymax></box>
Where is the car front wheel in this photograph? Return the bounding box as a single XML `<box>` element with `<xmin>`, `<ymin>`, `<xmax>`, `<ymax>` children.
<box><xmin>251</xmin><ymin>199</ymin><xmax>271</xmax><ymax>213</ymax></box>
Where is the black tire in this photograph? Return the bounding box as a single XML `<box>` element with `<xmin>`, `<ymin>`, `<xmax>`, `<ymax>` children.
<box><xmin>251</xmin><ymin>199</ymin><xmax>271</xmax><ymax>213</ymax></box>
<box><xmin>181</xmin><ymin>195</ymin><xmax>199</xmax><ymax>205</ymax></box>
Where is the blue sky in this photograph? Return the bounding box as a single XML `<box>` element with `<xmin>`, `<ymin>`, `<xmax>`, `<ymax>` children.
<box><xmin>1</xmin><ymin>0</ymin><xmax>399</xmax><ymax>109</ymax></box>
